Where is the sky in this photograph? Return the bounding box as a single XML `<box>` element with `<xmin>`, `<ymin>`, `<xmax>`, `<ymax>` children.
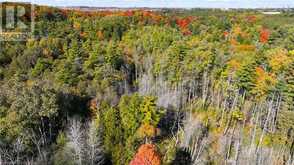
<box><xmin>2</xmin><ymin>0</ymin><xmax>294</xmax><ymax>8</ymax></box>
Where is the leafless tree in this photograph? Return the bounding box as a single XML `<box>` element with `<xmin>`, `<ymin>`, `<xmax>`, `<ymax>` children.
<box><xmin>67</xmin><ymin>118</ymin><xmax>85</xmax><ymax>165</ymax></box>
<box><xmin>86</xmin><ymin>120</ymin><xmax>104</xmax><ymax>165</ymax></box>
<box><xmin>0</xmin><ymin>138</ymin><xmax>24</xmax><ymax>165</ymax></box>
<box><xmin>65</xmin><ymin>118</ymin><xmax>104</xmax><ymax>165</ymax></box>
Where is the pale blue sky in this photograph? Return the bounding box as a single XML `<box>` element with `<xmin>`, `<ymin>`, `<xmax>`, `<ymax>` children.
<box><xmin>3</xmin><ymin>0</ymin><xmax>294</xmax><ymax>8</ymax></box>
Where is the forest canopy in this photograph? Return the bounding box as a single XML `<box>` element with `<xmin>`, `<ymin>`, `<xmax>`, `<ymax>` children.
<box><xmin>0</xmin><ymin>3</ymin><xmax>294</xmax><ymax>165</ymax></box>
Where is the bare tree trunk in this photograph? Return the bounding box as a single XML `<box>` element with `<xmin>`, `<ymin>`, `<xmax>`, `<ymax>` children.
<box><xmin>225</xmin><ymin>121</ymin><xmax>236</xmax><ymax>165</ymax></box>
<box><xmin>256</xmin><ymin>99</ymin><xmax>274</xmax><ymax>153</ymax></box>
<box><xmin>234</xmin><ymin>121</ymin><xmax>245</xmax><ymax>165</ymax></box>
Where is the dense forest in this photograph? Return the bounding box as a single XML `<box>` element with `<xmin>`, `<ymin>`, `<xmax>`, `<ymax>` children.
<box><xmin>0</xmin><ymin>2</ymin><xmax>294</xmax><ymax>165</ymax></box>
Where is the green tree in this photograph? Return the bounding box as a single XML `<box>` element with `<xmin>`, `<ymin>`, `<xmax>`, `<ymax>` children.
<box><xmin>97</xmin><ymin>16</ymin><xmax>129</xmax><ymax>41</ymax></box>
<box><xmin>100</xmin><ymin>106</ymin><xmax>124</xmax><ymax>165</ymax></box>
<box><xmin>31</xmin><ymin>58</ymin><xmax>52</xmax><ymax>77</ymax></box>
<box><xmin>56</xmin><ymin>59</ymin><xmax>82</xmax><ymax>86</ymax></box>
<box><xmin>0</xmin><ymin>82</ymin><xmax>60</xmax><ymax>148</ymax></box>
<box><xmin>284</xmin><ymin>62</ymin><xmax>294</xmax><ymax>110</ymax></box>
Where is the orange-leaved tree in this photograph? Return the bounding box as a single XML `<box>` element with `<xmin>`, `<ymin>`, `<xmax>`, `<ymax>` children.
<box><xmin>130</xmin><ymin>144</ymin><xmax>161</xmax><ymax>165</ymax></box>
<box><xmin>253</xmin><ymin>67</ymin><xmax>277</xmax><ymax>97</ymax></box>
<box><xmin>176</xmin><ymin>16</ymin><xmax>194</xmax><ymax>35</ymax></box>
<box><xmin>259</xmin><ymin>28</ymin><xmax>270</xmax><ymax>43</ymax></box>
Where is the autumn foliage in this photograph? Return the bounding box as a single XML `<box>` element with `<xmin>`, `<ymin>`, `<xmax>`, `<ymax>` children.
<box><xmin>176</xmin><ymin>17</ymin><xmax>192</xmax><ymax>29</ymax></box>
<box><xmin>268</xmin><ymin>49</ymin><xmax>292</xmax><ymax>72</ymax></box>
<box><xmin>141</xmin><ymin>11</ymin><xmax>164</xmax><ymax>23</ymax></box>
<box><xmin>246</xmin><ymin>15</ymin><xmax>257</xmax><ymax>23</ymax></box>
<box><xmin>130</xmin><ymin>144</ymin><xmax>161</xmax><ymax>165</ymax></box>
<box><xmin>235</xmin><ymin>44</ymin><xmax>256</xmax><ymax>52</ymax></box>
<box><xmin>2</xmin><ymin>4</ymin><xmax>294</xmax><ymax>165</ymax></box>
<box><xmin>121</xmin><ymin>10</ymin><xmax>135</xmax><ymax>17</ymax></box>
<box><xmin>223</xmin><ymin>31</ymin><xmax>229</xmax><ymax>38</ymax></box>
<box><xmin>227</xmin><ymin>59</ymin><xmax>241</xmax><ymax>71</ymax></box>
<box><xmin>137</xmin><ymin>123</ymin><xmax>159</xmax><ymax>138</ymax></box>
<box><xmin>254</xmin><ymin>67</ymin><xmax>277</xmax><ymax>96</ymax></box>
<box><xmin>176</xmin><ymin>16</ymin><xmax>194</xmax><ymax>35</ymax></box>
<box><xmin>259</xmin><ymin>28</ymin><xmax>270</xmax><ymax>43</ymax></box>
